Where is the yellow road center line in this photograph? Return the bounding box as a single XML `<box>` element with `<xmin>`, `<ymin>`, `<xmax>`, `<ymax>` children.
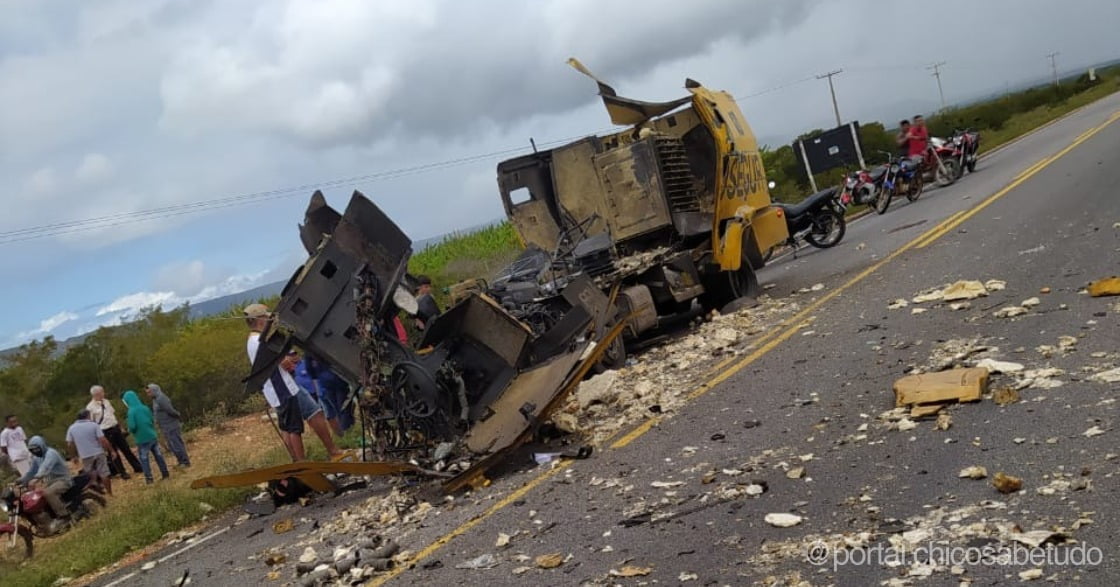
<box><xmin>917</xmin><ymin>111</ymin><xmax>1120</xmax><ymax>250</ymax></box>
<box><xmin>369</xmin><ymin>108</ymin><xmax>1120</xmax><ymax>586</ymax></box>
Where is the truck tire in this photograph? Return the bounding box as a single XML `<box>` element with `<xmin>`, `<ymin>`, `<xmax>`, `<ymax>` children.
<box><xmin>591</xmin><ymin>333</ymin><xmax>627</xmax><ymax>374</ymax></box>
<box><xmin>703</xmin><ymin>262</ymin><xmax>761</xmax><ymax>312</ymax></box>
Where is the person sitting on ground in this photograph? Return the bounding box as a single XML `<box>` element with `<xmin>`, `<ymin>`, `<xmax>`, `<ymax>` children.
<box><xmin>243</xmin><ymin>304</ymin><xmax>342</xmax><ymax>461</ymax></box>
<box><xmin>145</xmin><ymin>383</ymin><xmax>191</xmax><ymax>468</ymax></box>
<box><xmin>17</xmin><ymin>436</ymin><xmax>73</xmax><ymax>532</ymax></box>
<box><xmin>122</xmin><ymin>390</ymin><xmax>170</xmax><ymax>484</ymax></box>
<box><xmin>66</xmin><ymin>409</ymin><xmax>114</xmax><ymax>496</ymax></box>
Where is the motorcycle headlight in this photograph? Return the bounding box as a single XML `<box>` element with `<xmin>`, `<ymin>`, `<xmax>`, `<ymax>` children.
<box><xmin>0</xmin><ymin>501</ymin><xmax>8</xmax><ymax>513</ymax></box>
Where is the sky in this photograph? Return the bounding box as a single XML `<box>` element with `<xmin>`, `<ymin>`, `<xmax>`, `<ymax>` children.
<box><xmin>2</xmin><ymin>0</ymin><xmax>1118</xmax><ymax>348</ymax></box>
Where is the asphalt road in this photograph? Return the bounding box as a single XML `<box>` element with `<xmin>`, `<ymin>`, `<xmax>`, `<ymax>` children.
<box><xmin>89</xmin><ymin>91</ymin><xmax>1120</xmax><ymax>587</ymax></box>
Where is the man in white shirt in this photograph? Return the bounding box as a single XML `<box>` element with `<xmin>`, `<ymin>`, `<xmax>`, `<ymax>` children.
<box><xmin>243</xmin><ymin>303</ymin><xmax>341</xmax><ymax>461</ymax></box>
<box><xmin>1</xmin><ymin>414</ymin><xmax>32</xmax><ymax>476</ymax></box>
<box><xmin>86</xmin><ymin>385</ymin><xmax>143</xmax><ymax>480</ymax></box>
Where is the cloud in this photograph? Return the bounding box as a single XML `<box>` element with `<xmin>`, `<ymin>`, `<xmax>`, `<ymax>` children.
<box><xmin>13</xmin><ymin>310</ymin><xmax>79</xmax><ymax>342</ymax></box>
<box><xmin>157</xmin><ymin>0</ymin><xmax>818</xmax><ymax>147</ymax></box>
<box><xmin>95</xmin><ymin>291</ymin><xmax>177</xmax><ymax>317</ymax></box>
<box><xmin>26</xmin><ymin>167</ymin><xmax>59</xmax><ymax>195</ymax></box>
<box><xmin>75</xmin><ymin>153</ymin><xmax>115</xmax><ymax>184</ymax></box>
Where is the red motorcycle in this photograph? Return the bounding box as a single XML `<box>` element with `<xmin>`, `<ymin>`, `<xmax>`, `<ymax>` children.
<box><xmin>950</xmin><ymin>128</ymin><xmax>981</xmax><ymax>174</ymax></box>
<box><xmin>926</xmin><ymin>138</ymin><xmax>961</xmax><ymax>185</ymax></box>
<box><xmin>0</xmin><ymin>474</ymin><xmax>106</xmax><ymax>561</ymax></box>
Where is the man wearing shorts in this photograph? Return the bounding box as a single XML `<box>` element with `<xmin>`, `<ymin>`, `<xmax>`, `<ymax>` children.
<box><xmin>244</xmin><ymin>304</ymin><xmax>341</xmax><ymax>461</ymax></box>
<box><xmin>66</xmin><ymin>410</ymin><xmax>113</xmax><ymax>496</ymax></box>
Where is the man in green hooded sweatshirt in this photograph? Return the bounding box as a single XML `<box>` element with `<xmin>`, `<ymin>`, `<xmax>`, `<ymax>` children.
<box><xmin>122</xmin><ymin>390</ymin><xmax>170</xmax><ymax>484</ymax></box>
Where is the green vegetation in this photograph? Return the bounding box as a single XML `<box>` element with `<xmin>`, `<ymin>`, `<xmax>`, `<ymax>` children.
<box><xmin>762</xmin><ymin>67</ymin><xmax>1119</xmax><ymax>204</ymax></box>
<box><xmin>409</xmin><ymin>221</ymin><xmax>524</xmax><ymax>306</ymax></box>
<box><xmin>1</xmin><ymin>426</ymin><xmax>289</xmax><ymax>586</ymax></box>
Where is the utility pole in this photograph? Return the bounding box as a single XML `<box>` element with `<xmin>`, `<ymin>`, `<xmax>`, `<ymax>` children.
<box><xmin>1047</xmin><ymin>52</ymin><xmax>1060</xmax><ymax>87</ymax></box>
<box><xmin>816</xmin><ymin>69</ymin><xmax>843</xmax><ymax>128</ymax></box>
<box><xmin>927</xmin><ymin>62</ymin><xmax>947</xmax><ymax>111</ymax></box>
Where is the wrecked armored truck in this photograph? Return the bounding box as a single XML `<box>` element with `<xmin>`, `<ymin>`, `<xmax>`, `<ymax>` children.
<box><xmin>233</xmin><ymin>191</ymin><xmax>620</xmax><ymax>492</ymax></box>
<box><xmin>491</xmin><ymin>60</ymin><xmax>788</xmax><ymax>353</ymax></box>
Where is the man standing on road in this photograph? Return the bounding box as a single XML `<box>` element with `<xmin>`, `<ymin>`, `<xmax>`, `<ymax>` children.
<box><xmin>17</xmin><ymin>436</ymin><xmax>72</xmax><ymax>532</ymax></box>
<box><xmin>122</xmin><ymin>390</ymin><xmax>170</xmax><ymax>484</ymax></box>
<box><xmin>87</xmin><ymin>385</ymin><xmax>142</xmax><ymax>480</ymax></box>
<box><xmin>243</xmin><ymin>304</ymin><xmax>342</xmax><ymax>461</ymax></box>
<box><xmin>145</xmin><ymin>383</ymin><xmax>191</xmax><ymax>467</ymax></box>
<box><xmin>907</xmin><ymin>114</ymin><xmax>930</xmax><ymax>158</ymax></box>
<box><xmin>1</xmin><ymin>415</ymin><xmax>32</xmax><ymax>477</ymax></box>
<box><xmin>66</xmin><ymin>410</ymin><xmax>113</xmax><ymax>496</ymax></box>
<box><xmin>896</xmin><ymin>120</ymin><xmax>912</xmax><ymax>158</ymax></box>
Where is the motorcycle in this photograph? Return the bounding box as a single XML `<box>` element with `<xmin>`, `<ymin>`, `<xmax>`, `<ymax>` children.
<box><xmin>839</xmin><ymin>161</ymin><xmax>892</xmax><ymax>215</ymax></box>
<box><xmin>0</xmin><ymin>474</ymin><xmax>106</xmax><ymax>561</ymax></box>
<box><xmin>881</xmin><ymin>152</ymin><xmax>925</xmax><ymax>204</ymax></box>
<box><xmin>761</xmin><ymin>183</ymin><xmax>847</xmax><ymax>261</ymax></box>
<box><xmin>925</xmin><ymin>139</ymin><xmax>961</xmax><ymax>186</ymax></box>
<box><xmin>950</xmin><ymin>128</ymin><xmax>981</xmax><ymax>174</ymax></box>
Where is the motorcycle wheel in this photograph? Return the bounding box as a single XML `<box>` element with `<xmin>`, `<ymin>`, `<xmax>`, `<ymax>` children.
<box><xmin>874</xmin><ymin>187</ymin><xmax>892</xmax><ymax>215</ymax></box>
<box><xmin>0</xmin><ymin>526</ymin><xmax>33</xmax><ymax>563</ymax></box>
<box><xmin>906</xmin><ymin>175</ymin><xmax>925</xmax><ymax>202</ymax></box>
<box><xmin>804</xmin><ymin>209</ymin><xmax>846</xmax><ymax>248</ymax></box>
<box><xmin>935</xmin><ymin>160</ymin><xmax>960</xmax><ymax>187</ymax></box>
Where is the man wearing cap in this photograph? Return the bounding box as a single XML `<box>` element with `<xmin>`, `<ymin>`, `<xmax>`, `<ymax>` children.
<box><xmin>87</xmin><ymin>384</ymin><xmax>143</xmax><ymax>479</ymax></box>
<box><xmin>66</xmin><ymin>410</ymin><xmax>113</xmax><ymax>495</ymax></box>
<box><xmin>243</xmin><ymin>303</ymin><xmax>341</xmax><ymax>461</ymax></box>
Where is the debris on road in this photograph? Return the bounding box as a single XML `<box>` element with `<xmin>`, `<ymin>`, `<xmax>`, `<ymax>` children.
<box><xmin>911</xmin><ymin>280</ymin><xmax>990</xmax><ymax>305</ymax></box>
<box><xmin>889</xmin><ymin>299</ymin><xmax>909</xmax><ymax>310</ymax></box>
<box><xmin>935</xmin><ymin>412</ymin><xmax>952</xmax><ymax>430</ymax></box>
<box><xmin>992</xmin><ymin>472</ymin><xmax>1023</xmax><ymax>494</ymax></box>
<box><xmin>893</xmin><ymin>368</ymin><xmax>987</xmax><ymax>417</ymax></box>
<box><xmin>610</xmin><ymin>565</ymin><xmax>653</xmax><ymax>577</ymax></box>
<box><xmin>959</xmin><ymin>466</ymin><xmax>988</xmax><ymax>480</ymax></box>
<box><xmin>534</xmin><ymin>553</ymin><xmax>565</xmax><ymax>569</ymax></box>
<box><xmin>1083</xmin><ymin>426</ymin><xmax>1106</xmax><ymax>438</ymax></box>
<box><xmin>992</xmin><ymin>386</ymin><xmax>1020</xmax><ymax>406</ymax></box>
<box><xmin>1087</xmin><ymin>276</ymin><xmax>1120</xmax><ymax>297</ymax></box>
<box><xmin>1019</xmin><ymin>568</ymin><xmax>1044</xmax><ymax>581</ymax></box>
<box><xmin>993</xmin><ymin>305</ymin><xmax>1028</xmax><ymax>318</ymax></box>
<box><xmin>974</xmin><ymin>358</ymin><xmax>1024</xmax><ymax>373</ymax></box>
<box><xmin>456</xmin><ymin>554</ymin><xmax>499</xmax><ymax>570</ymax></box>
<box><xmin>764</xmin><ymin>513</ymin><xmax>803</xmax><ymax>528</ymax></box>
<box><xmin>1021</xmin><ymin>297</ymin><xmax>1041</xmax><ymax>308</ymax></box>
<box><xmin>1089</xmin><ymin>367</ymin><xmax>1120</xmax><ymax>383</ymax></box>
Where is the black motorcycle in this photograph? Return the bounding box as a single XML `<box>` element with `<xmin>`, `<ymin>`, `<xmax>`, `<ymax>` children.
<box><xmin>762</xmin><ymin>184</ymin><xmax>847</xmax><ymax>261</ymax></box>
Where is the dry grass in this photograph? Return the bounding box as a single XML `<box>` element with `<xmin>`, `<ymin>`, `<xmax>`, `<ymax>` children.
<box><xmin>1</xmin><ymin>413</ymin><xmax>289</xmax><ymax>587</ymax></box>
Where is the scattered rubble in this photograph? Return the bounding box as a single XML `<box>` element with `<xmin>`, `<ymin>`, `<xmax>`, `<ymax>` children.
<box><xmin>993</xmin><ymin>306</ymin><xmax>1028</xmax><ymax>318</ymax></box>
<box><xmin>992</xmin><ymin>386</ymin><xmax>1020</xmax><ymax>406</ymax></box>
<box><xmin>534</xmin><ymin>553</ymin><xmax>565</xmax><ymax>569</ymax></box>
<box><xmin>1089</xmin><ymin>368</ymin><xmax>1120</xmax><ymax>383</ymax></box>
<box><xmin>992</xmin><ymin>472</ymin><xmax>1023</xmax><ymax>494</ymax></box>
<box><xmin>764</xmin><ymin>513</ymin><xmax>803</xmax><ymax>528</ymax></box>
<box><xmin>975</xmin><ymin>358</ymin><xmax>1023</xmax><ymax>373</ymax></box>
<box><xmin>456</xmin><ymin>554</ymin><xmax>499</xmax><ymax>570</ymax></box>
<box><xmin>959</xmin><ymin>466</ymin><xmax>988</xmax><ymax>480</ymax></box>
<box><xmin>1087</xmin><ymin>276</ymin><xmax>1120</xmax><ymax>297</ymax></box>
<box><xmin>893</xmin><ymin>368</ymin><xmax>987</xmax><ymax>417</ymax></box>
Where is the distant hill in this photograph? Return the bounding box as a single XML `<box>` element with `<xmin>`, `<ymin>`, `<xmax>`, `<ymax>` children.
<box><xmin>187</xmin><ymin>279</ymin><xmax>287</xmax><ymax>319</ymax></box>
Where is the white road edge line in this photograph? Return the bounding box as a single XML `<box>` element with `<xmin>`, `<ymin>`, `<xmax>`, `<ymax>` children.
<box><xmin>100</xmin><ymin>526</ymin><xmax>232</xmax><ymax>587</ymax></box>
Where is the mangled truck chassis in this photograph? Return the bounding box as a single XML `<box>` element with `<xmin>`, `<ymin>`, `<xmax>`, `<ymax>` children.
<box><xmin>199</xmin><ymin>191</ymin><xmax>622</xmax><ymax>494</ymax></box>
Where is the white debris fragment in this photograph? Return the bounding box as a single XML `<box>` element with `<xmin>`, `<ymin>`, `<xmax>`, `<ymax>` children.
<box><xmin>911</xmin><ymin>308</ymin><xmax>928</xmax><ymax>315</ymax></box>
<box><xmin>959</xmin><ymin>466</ymin><xmax>988</xmax><ymax>480</ymax></box>
<box><xmin>1089</xmin><ymin>368</ymin><xmax>1120</xmax><ymax>383</ymax></box>
<box><xmin>764</xmin><ymin>513</ymin><xmax>803</xmax><ymax>528</ymax></box>
<box><xmin>1083</xmin><ymin>426</ymin><xmax>1106</xmax><ymax>438</ymax></box>
<box><xmin>651</xmin><ymin>481</ymin><xmax>686</xmax><ymax>488</ymax></box>
<box><xmin>889</xmin><ymin>299</ymin><xmax>910</xmax><ymax>310</ymax></box>
<box><xmin>949</xmin><ymin>302</ymin><xmax>971</xmax><ymax>311</ymax></box>
<box><xmin>1020</xmin><ymin>297</ymin><xmax>1041</xmax><ymax>308</ymax></box>
<box><xmin>1019</xmin><ymin>568</ymin><xmax>1043</xmax><ymax>581</ymax></box>
<box><xmin>975</xmin><ymin>358</ymin><xmax>1025</xmax><ymax>373</ymax></box>
<box><xmin>993</xmin><ymin>306</ymin><xmax>1028</xmax><ymax>318</ymax></box>
<box><xmin>299</xmin><ymin>547</ymin><xmax>318</xmax><ymax>564</ymax></box>
<box><xmin>576</xmin><ymin>371</ymin><xmax>619</xmax><ymax>408</ymax></box>
<box><xmin>495</xmin><ymin>533</ymin><xmax>511</xmax><ymax>548</ymax></box>
<box><xmin>984</xmin><ymin>279</ymin><xmax>1007</xmax><ymax>291</ymax></box>
<box><xmin>897</xmin><ymin>418</ymin><xmax>918</xmax><ymax>431</ymax></box>
<box><xmin>810</xmin><ymin>283</ymin><xmax>825</xmax><ymax>292</ymax></box>
<box><xmin>679</xmin><ymin>572</ymin><xmax>699</xmax><ymax>582</ymax></box>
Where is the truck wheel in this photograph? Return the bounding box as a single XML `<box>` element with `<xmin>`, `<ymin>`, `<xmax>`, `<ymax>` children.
<box><xmin>703</xmin><ymin>262</ymin><xmax>761</xmax><ymax>312</ymax></box>
<box><xmin>591</xmin><ymin>334</ymin><xmax>627</xmax><ymax>374</ymax></box>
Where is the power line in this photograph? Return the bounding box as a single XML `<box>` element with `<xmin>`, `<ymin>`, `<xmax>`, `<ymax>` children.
<box><xmin>0</xmin><ymin>75</ymin><xmax>825</xmax><ymax>246</ymax></box>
